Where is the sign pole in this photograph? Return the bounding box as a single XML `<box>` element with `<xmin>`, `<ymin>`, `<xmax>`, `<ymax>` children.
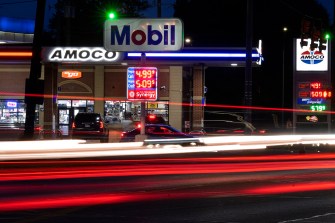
<box><xmin>140</xmin><ymin>53</ymin><xmax>146</xmax><ymax>136</ymax></box>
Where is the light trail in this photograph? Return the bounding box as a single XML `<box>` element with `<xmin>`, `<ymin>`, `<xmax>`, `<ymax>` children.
<box><xmin>2</xmin><ymin>90</ymin><xmax>335</xmax><ymax>114</ymax></box>
<box><xmin>1</xmin><ymin>157</ymin><xmax>335</xmax><ymax>212</ymax></box>
<box><xmin>1</xmin><ymin>158</ymin><xmax>335</xmax><ymax>181</ymax></box>
<box><xmin>2</xmin><ymin>133</ymin><xmax>335</xmax><ymax>160</ymax></box>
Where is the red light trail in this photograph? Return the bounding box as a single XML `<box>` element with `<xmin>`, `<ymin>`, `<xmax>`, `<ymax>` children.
<box><xmin>1</xmin><ymin>153</ymin><xmax>335</xmax><ymax>212</ymax></box>
<box><xmin>1</xmin><ymin>91</ymin><xmax>334</xmax><ymax>114</ymax></box>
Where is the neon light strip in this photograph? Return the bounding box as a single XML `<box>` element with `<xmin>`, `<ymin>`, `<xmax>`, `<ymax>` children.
<box><xmin>127</xmin><ymin>52</ymin><xmax>260</xmax><ymax>58</ymax></box>
<box><xmin>0</xmin><ymin>52</ymin><xmax>32</xmax><ymax>57</ymax></box>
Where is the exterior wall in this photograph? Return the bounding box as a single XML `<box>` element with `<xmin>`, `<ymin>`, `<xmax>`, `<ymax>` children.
<box><xmin>57</xmin><ymin>65</ymin><xmax>95</xmax><ymax>98</ymax></box>
<box><xmin>0</xmin><ymin>64</ymin><xmax>29</xmax><ymax>99</ymax></box>
<box><xmin>158</xmin><ymin>67</ymin><xmax>169</xmax><ymax>99</ymax></box>
<box><xmin>104</xmin><ymin>66</ymin><xmax>127</xmax><ymax>99</ymax></box>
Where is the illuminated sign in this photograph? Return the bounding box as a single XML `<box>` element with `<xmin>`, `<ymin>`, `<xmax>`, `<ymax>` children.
<box><xmin>61</xmin><ymin>70</ymin><xmax>82</xmax><ymax>79</ymax></box>
<box><xmin>6</xmin><ymin>101</ymin><xmax>17</xmax><ymax>107</ymax></box>
<box><xmin>310</xmin><ymin>105</ymin><xmax>326</xmax><ymax>111</ymax></box>
<box><xmin>104</xmin><ymin>19</ymin><xmax>183</xmax><ymax>51</ymax></box>
<box><xmin>295</xmin><ymin>39</ymin><xmax>328</xmax><ymax>71</ymax></box>
<box><xmin>310</xmin><ymin>82</ymin><xmax>322</xmax><ymax>89</ymax></box>
<box><xmin>300</xmin><ymin>51</ymin><xmax>324</xmax><ymax>64</ymax></box>
<box><xmin>299</xmin><ymin>91</ymin><xmax>310</xmax><ymax>98</ymax></box>
<box><xmin>310</xmin><ymin>90</ymin><xmax>332</xmax><ymax>98</ymax></box>
<box><xmin>298</xmin><ymin>82</ymin><xmax>310</xmax><ymax>88</ymax></box>
<box><xmin>306</xmin><ymin>115</ymin><xmax>318</xmax><ymax>122</ymax></box>
<box><xmin>44</xmin><ymin>47</ymin><xmax>120</xmax><ymax>63</ymax></box>
<box><xmin>297</xmin><ymin>98</ymin><xmax>325</xmax><ymax>105</ymax></box>
<box><xmin>127</xmin><ymin>67</ymin><xmax>157</xmax><ymax>101</ymax></box>
<box><xmin>297</xmin><ymin>82</ymin><xmax>332</xmax><ymax>101</ymax></box>
<box><xmin>127</xmin><ymin>52</ymin><xmax>260</xmax><ymax>58</ymax></box>
<box><xmin>297</xmin><ymin>115</ymin><xmax>327</xmax><ymax>123</ymax></box>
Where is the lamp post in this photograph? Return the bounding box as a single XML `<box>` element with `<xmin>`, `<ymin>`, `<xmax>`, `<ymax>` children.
<box><xmin>281</xmin><ymin>27</ymin><xmax>288</xmax><ymax>129</ymax></box>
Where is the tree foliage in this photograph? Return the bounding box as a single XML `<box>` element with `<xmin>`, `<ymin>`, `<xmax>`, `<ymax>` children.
<box><xmin>48</xmin><ymin>0</ymin><xmax>149</xmax><ymax>46</ymax></box>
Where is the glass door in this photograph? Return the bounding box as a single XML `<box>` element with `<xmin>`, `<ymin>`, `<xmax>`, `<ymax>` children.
<box><xmin>59</xmin><ymin>108</ymin><xmax>70</xmax><ymax>136</ymax></box>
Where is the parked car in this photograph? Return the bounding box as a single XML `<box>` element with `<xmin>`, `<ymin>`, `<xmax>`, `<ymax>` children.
<box><xmin>120</xmin><ymin>124</ymin><xmax>193</xmax><ymax>142</ymax></box>
<box><xmin>71</xmin><ymin>112</ymin><xmax>109</xmax><ymax>143</ymax></box>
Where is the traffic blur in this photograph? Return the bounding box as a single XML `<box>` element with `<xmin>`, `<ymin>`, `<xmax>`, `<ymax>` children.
<box><xmin>2</xmin><ymin>134</ymin><xmax>335</xmax><ymax>161</ymax></box>
<box><xmin>2</xmin><ymin>151</ymin><xmax>335</xmax><ymax>215</ymax></box>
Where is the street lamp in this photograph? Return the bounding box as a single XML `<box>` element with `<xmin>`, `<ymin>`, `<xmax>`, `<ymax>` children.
<box><xmin>185</xmin><ymin>37</ymin><xmax>192</xmax><ymax>45</ymax></box>
<box><xmin>281</xmin><ymin>27</ymin><xmax>288</xmax><ymax>129</ymax></box>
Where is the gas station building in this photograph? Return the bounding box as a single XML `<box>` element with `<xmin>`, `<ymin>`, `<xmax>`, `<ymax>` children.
<box><xmin>0</xmin><ymin>17</ymin><xmax>263</xmax><ymax>136</ymax></box>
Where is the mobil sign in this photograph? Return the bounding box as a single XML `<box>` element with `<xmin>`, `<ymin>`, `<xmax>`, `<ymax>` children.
<box><xmin>104</xmin><ymin>18</ymin><xmax>183</xmax><ymax>52</ymax></box>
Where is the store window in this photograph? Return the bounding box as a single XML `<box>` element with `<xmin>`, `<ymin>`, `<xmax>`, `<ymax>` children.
<box><xmin>104</xmin><ymin>101</ymin><xmax>169</xmax><ymax>123</ymax></box>
<box><xmin>105</xmin><ymin>101</ymin><xmax>127</xmax><ymax>122</ymax></box>
<box><xmin>0</xmin><ymin>100</ymin><xmax>26</xmax><ymax>124</ymax></box>
<box><xmin>146</xmin><ymin>101</ymin><xmax>169</xmax><ymax>122</ymax></box>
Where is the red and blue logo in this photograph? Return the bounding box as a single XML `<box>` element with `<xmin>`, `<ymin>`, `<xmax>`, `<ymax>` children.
<box><xmin>300</xmin><ymin>50</ymin><xmax>324</xmax><ymax>64</ymax></box>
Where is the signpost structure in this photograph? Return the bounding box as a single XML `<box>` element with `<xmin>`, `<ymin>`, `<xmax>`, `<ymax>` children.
<box><xmin>293</xmin><ymin>38</ymin><xmax>331</xmax><ymax>133</ymax></box>
<box><xmin>104</xmin><ymin>18</ymin><xmax>183</xmax><ymax>140</ymax></box>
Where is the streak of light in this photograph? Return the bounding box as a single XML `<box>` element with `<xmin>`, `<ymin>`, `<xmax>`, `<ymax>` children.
<box><xmin>2</xmin><ymin>90</ymin><xmax>335</xmax><ymax>114</ymax></box>
<box><xmin>2</xmin><ymin>180</ymin><xmax>335</xmax><ymax>212</ymax></box>
<box><xmin>2</xmin><ymin>155</ymin><xmax>335</xmax><ymax>211</ymax></box>
<box><xmin>1</xmin><ymin>160</ymin><xmax>335</xmax><ymax>182</ymax></box>
<box><xmin>2</xmin><ymin>133</ymin><xmax>335</xmax><ymax>160</ymax></box>
<box><xmin>3</xmin><ymin>152</ymin><xmax>335</xmax><ymax>166</ymax></box>
<box><xmin>244</xmin><ymin>181</ymin><xmax>335</xmax><ymax>195</ymax></box>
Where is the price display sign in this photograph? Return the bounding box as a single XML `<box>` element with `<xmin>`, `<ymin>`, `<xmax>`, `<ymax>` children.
<box><xmin>127</xmin><ymin>67</ymin><xmax>158</xmax><ymax>101</ymax></box>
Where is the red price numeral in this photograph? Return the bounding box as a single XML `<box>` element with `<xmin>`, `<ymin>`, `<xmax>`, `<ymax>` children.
<box><xmin>135</xmin><ymin>80</ymin><xmax>155</xmax><ymax>88</ymax></box>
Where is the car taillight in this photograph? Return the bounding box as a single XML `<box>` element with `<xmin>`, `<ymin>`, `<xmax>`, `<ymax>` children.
<box><xmin>259</xmin><ymin>129</ymin><xmax>266</xmax><ymax>134</ymax></box>
<box><xmin>34</xmin><ymin>126</ymin><xmax>41</xmax><ymax>132</ymax></box>
<box><xmin>148</xmin><ymin>114</ymin><xmax>156</xmax><ymax>120</ymax></box>
<box><xmin>137</xmin><ymin>123</ymin><xmax>141</xmax><ymax>128</ymax></box>
<box><xmin>99</xmin><ymin>121</ymin><xmax>104</xmax><ymax>129</ymax></box>
<box><xmin>72</xmin><ymin>122</ymin><xmax>76</xmax><ymax>128</ymax></box>
<box><xmin>121</xmin><ymin>132</ymin><xmax>125</xmax><ymax>137</ymax></box>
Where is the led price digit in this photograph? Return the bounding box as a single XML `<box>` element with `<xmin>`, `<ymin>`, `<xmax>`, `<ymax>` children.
<box><xmin>310</xmin><ymin>105</ymin><xmax>326</xmax><ymax>111</ymax></box>
<box><xmin>135</xmin><ymin>69</ymin><xmax>156</xmax><ymax>79</ymax></box>
<box><xmin>310</xmin><ymin>82</ymin><xmax>321</xmax><ymax>89</ymax></box>
<box><xmin>310</xmin><ymin>90</ymin><xmax>332</xmax><ymax>98</ymax></box>
<box><xmin>135</xmin><ymin>79</ymin><xmax>156</xmax><ymax>88</ymax></box>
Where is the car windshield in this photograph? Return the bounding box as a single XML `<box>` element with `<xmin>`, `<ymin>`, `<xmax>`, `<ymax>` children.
<box><xmin>75</xmin><ymin>113</ymin><xmax>100</xmax><ymax>122</ymax></box>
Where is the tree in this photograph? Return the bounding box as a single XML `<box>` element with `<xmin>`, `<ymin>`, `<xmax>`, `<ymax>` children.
<box><xmin>47</xmin><ymin>0</ymin><xmax>149</xmax><ymax>46</ymax></box>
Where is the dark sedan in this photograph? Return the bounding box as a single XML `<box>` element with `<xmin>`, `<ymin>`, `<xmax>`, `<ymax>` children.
<box><xmin>71</xmin><ymin>112</ymin><xmax>109</xmax><ymax>143</ymax></box>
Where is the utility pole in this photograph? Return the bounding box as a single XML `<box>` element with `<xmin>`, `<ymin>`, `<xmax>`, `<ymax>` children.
<box><xmin>244</xmin><ymin>0</ymin><xmax>253</xmax><ymax>132</ymax></box>
<box><xmin>23</xmin><ymin>0</ymin><xmax>46</xmax><ymax>139</ymax></box>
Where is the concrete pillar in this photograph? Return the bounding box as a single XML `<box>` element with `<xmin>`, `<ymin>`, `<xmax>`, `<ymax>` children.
<box><xmin>43</xmin><ymin>63</ymin><xmax>58</xmax><ymax>130</ymax></box>
<box><xmin>192</xmin><ymin>66</ymin><xmax>204</xmax><ymax>130</ymax></box>
<box><xmin>169</xmin><ymin>66</ymin><xmax>183</xmax><ymax>130</ymax></box>
<box><xmin>94</xmin><ymin>65</ymin><xmax>104</xmax><ymax>115</ymax></box>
